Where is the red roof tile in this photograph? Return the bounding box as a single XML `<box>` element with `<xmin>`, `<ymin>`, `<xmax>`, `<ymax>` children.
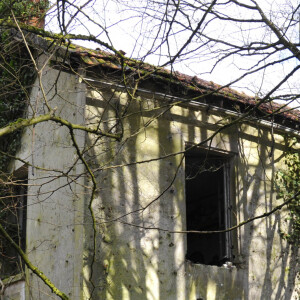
<box><xmin>63</xmin><ymin>44</ymin><xmax>300</xmax><ymax>125</ymax></box>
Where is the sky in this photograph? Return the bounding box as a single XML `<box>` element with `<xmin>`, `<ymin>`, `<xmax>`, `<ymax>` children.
<box><xmin>45</xmin><ymin>0</ymin><xmax>300</xmax><ymax>107</ymax></box>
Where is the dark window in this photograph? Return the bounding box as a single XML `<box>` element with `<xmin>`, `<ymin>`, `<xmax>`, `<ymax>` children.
<box><xmin>185</xmin><ymin>151</ymin><xmax>232</xmax><ymax>266</ymax></box>
<box><xmin>0</xmin><ymin>173</ymin><xmax>27</xmax><ymax>278</ymax></box>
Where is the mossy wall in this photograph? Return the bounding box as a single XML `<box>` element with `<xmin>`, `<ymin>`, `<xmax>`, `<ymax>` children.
<box><xmin>10</xmin><ymin>59</ymin><xmax>86</xmax><ymax>300</ymax></box>
<box><xmin>83</xmin><ymin>87</ymin><xmax>299</xmax><ymax>300</ymax></box>
<box><xmin>13</xmin><ymin>65</ymin><xmax>299</xmax><ymax>300</ymax></box>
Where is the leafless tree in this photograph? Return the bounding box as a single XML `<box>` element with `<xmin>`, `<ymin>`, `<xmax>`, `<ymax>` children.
<box><xmin>0</xmin><ymin>1</ymin><xmax>299</xmax><ymax>299</ymax></box>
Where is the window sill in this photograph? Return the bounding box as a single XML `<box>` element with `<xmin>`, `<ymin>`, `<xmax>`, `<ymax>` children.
<box><xmin>186</xmin><ymin>259</ymin><xmax>237</xmax><ymax>271</ymax></box>
<box><xmin>2</xmin><ymin>273</ymin><xmax>25</xmax><ymax>285</ymax></box>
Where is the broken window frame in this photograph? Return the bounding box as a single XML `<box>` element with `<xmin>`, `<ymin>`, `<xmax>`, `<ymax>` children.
<box><xmin>185</xmin><ymin>145</ymin><xmax>234</xmax><ymax>266</ymax></box>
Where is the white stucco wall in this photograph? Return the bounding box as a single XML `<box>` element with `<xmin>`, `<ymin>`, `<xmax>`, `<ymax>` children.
<box><xmin>83</xmin><ymin>87</ymin><xmax>299</xmax><ymax>300</ymax></box>
<box><xmin>11</xmin><ymin>62</ymin><xmax>86</xmax><ymax>299</ymax></box>
<box><xmin>11</xmin><ymin>68</ymin><xmax>299</xmax><ymax>300</ymax></box>
<box><xmin>1</xmin><ymin>279</ymin><xmax>25</xmax><ymax>300</ymax></box>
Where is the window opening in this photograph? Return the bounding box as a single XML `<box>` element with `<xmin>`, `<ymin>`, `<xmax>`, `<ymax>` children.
<box><xmin>0</xmin><ymin>172</ymin><xmax>27</xmax><ymax>278</ymax></box>
<box><xmin>185</xmin><ymin>151</ymin><xmax>232</xmax><ymax>266</ymax></box>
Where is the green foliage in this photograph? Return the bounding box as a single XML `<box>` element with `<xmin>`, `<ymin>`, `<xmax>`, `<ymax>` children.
<box><xmin>0</xmin><ymin>0</ymin><xmax>41</xmax><ymax>277</ymax></box>
<box><xmin>275</xmin><ymin>142</ymin><xmax>300</xmax><ymax>244</ymax></box>
<box><xmin>0</xmin><ymin>30</ymin><xmax>36</xmax><ymax>171</ymax></box>
<box><xmin>0</xmin><ymin>29</ymin><xmax>35</xmax><ymax>279</ymax></box>
<box><xmin>0</xmin><ymin>1</ymin><xmax>48</xmax><ymax>22</ymax></box>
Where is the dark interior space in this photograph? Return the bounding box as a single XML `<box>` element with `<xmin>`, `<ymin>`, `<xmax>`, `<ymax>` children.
<box><xmin>0</xmin><ymin>177</ymin><xmax>27</xmax><ymax>277</ymax></box>
<box><xmin>185</xmin><ymin>152</ymin><xmax>230</xmax><ymax>266</ymax></box>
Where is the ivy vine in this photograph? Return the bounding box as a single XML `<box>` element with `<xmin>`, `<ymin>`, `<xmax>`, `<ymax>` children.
<box><xmin>0</xmin><ymin>27</ymin><xmax>36</xmax><ymax>278</ymax></box>
<box><xmin>275</xmin><ymin>141</ymin><xmax>300</xmax><ymax>244</ymax></box>
<box><xmin>0</xmin><ymin>29</ymin><xmax>36</xmax><ymax>171</ymax></box>
<box><xmin>0</xmin><ymin>1</ymin><xmax>48</xmax><ymax>23</ymax></box>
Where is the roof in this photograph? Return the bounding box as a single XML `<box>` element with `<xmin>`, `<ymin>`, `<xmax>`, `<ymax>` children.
<box><xmin>11</xmin><ymin>29</ymin><xmax>300</xmax><ymax>127</ymax></box>
<box><xmin>65</xmin><ymin>44</ymin><xmax>300</xmax><ymax>126</ymax></box>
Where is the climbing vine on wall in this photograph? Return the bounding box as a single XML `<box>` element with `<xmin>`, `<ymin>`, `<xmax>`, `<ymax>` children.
<box><xmin>0</xmin><ymin>0</ymin><xmax>48</xmax><ymax>23</ymax></box>
<box><xmin>0</xmin><ymin>29</ymin><xmax>35</xmax><ymax>277</ymax></box>
<box><xmin>0</xmin><ymin>29</ymin><xmax>36</xmax><ymax>171</ymax></box>
<box><xmin>0</xmin><ymin>0</ymin><xmax>47</xmax><ymax>170</ymax></box>
<box><xmin>275</xmin><ymin>142</ymin><xmax>300</xmax><ymax>244</ymax></box>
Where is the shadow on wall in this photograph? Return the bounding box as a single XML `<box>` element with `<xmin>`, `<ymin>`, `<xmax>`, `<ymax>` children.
<box><xmin>186</xmin><ymin>262</ymin><xmax>245</xmax><ymax>300</ymax></box>
<box><xmin>81</xmin><ymin>87</ymin><xmax>299</xmax><ymax>300</ymax></box>
<box><xmin>237</xmin><ymin>127</ymin><xmax>299</xmax><ymax>300</ymax></box>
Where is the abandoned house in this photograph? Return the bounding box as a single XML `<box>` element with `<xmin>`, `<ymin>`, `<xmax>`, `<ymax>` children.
<box><xmin>0</xmin><ymin>29</ymin><xmax>300</xmax><ymax>300</ymax></box>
